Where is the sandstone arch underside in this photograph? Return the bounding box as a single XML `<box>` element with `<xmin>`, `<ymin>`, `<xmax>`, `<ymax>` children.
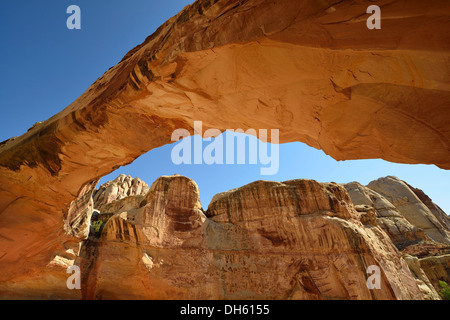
<box><xmin>0</xmin><ymin>0</ymin><xmax>449</xmax><ymax>298</ymax></box>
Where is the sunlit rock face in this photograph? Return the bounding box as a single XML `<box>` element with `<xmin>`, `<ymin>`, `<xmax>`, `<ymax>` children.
<box><xmin>367</xmin><ymin>176</ymin><xmax>450</xmax><ymax>244</ymax></box>
<box><xmin>73</xmin><ymin>175</ymin><xmax>426</xmax><ymax>300</ymax></box>
<box><xmin>403</xmin><ymin>255</ymin><xmax>441</xmax><ymax>300</ymax></box>
<box><xmin>401</xmin><ymin>181</ymin><xmax>450</xmax><ymax>233</ymax></box>
<box><xmin>418</xmin><ymin>255</ymin><xmax>450</xmax><ymax>292</ymax></box>
<box><xmin>344</xmin><ymin>177</ymin><xmax>450</xmax><ymax>248</ymax></box>
<box><xmin>0</xmin><ymin>0</ymin><xmax>449</xmax><ymax>298</ymax></box>
<box><xmin>2</xmin><ymin>172</ymin><xmax>449</xmax><ymax>299</ymax></box>
<box><xmin>93</xmin><ymin>174</ymin><xmax>149</xmax><ymax>212</ymax></box>
<box><xmin>344</xmin><ymin>181</ymin><xmax>430</xmax><ymax>249</ymax></box>
<box><xmin>344</xmin><ymin>177</ymin><xmax>450</xmax><ymax>300</ymax></box>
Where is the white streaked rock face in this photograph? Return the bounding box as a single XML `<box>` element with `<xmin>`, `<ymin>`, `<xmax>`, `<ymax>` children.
<box><xmin>93</xmin><ymin>174</ymin><xmax>149</xmax><ymax>211</ymax></box>
<box><xmin>344</xmin><ymin>181</ymin><xmax>429</xmax><ymax>249</ymax></box>
<box><xmin>368</xmin><ymin>176</ymin><xmax>450</xmax><ymax>244</ymax></box>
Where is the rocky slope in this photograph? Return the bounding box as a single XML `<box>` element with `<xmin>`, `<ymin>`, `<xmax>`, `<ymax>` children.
<box><xmin>0</xmin><ymin>0</ymin><xmax>449</xmax><ymax>299</ymax></box>
<box><xmin>344</xmin><ymin>181</ymin><xmax>429</xmax><ymax>249</ymax></box>
<box><xmin>368</xmin><ymin>177</ymin><xmax>450</xmax><ymax>244</ymax></box>
<box><xmin>344</xmin><ymin>177</ymin><xmax>450</xmax><ymax>249</ymax></box>
<box><xmin>68</xmin><ymin>174</ymin><xmax>449</xmax><ymax>299</ymax></box>
<box><xmin>1</xmin><ymin>172</ymin><xmax>449</xmax><ymax>299</ymax></box>
<box><xmin>76</xmin><ymin>175</ymin><xmax>416</xmax><ymax>299</ymax></box>
<box><xmin>343</xmin><ymin>176</ymin><xmax>450</xmax><ymax>298</ymax></box>
<box><xmin>93</xmin><ymin>174</ymin><xmax>149</xmax><ymax>212</ymax></box>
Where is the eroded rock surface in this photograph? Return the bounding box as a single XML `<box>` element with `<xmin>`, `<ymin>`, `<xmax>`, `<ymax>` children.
<box><xmin>72</xmin><ymin>175</ymin><xmax>428</xmax><ymax>300</ymax></box>
<box><xmin>418</xmin><ymin>255</ymin><xmax>450</xmax><ymax>292</ymax></box>
<box><xmin>403</xmin><ymin>181</ymin><xmax>450</xmax><ymax>232</ymax></box>
<box><xmin>368</xmin><ymin>176</ymin><xmax>450</xmax><ymax>244</ymax></box>
<box><xmin>344</xmin><ymin>181</ymin><xmax>429</xmax><ymax>249</ymax></box>
<box><xmin>2</xmin><ymin>172</ymin><xmax>448</xmax><ymax>299</ymax></box>
<box><xmin>93</xmin><ymin>174</ymin><xmax>149</xmax><ymax>211</ymax></box>
<box><xmin>0</xmin><ymin>0</ymin><xmax>449</xmax><ymax>299</ymax></box>
<box><xmin>403</xmin><ymin>255</ymin><xmax>441</xmax><ymax>300</ymax></box>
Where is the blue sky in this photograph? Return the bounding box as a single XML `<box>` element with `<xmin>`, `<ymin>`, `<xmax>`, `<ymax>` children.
<box><xmin>1</xmin><ymin>1</ymin><xmax>449</xmax><ymax>212</ymax></box>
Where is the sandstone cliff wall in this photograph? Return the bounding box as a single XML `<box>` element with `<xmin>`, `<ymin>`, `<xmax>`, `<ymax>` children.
<box><xmin>72</xmin><ymin>175</ymin><xmax>444</xmax><ymax>300</ymax></box>
<box><xmin>0</xmin><ymin>0</ymin><xmax>449</xmax><ymax>298</ymax></box>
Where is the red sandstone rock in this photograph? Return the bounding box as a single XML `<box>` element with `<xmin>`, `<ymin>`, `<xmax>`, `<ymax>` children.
<box><xmin>74</xmin><ymin>175</ymin><xmax>426</xmax><ymax>299</ymax></box>
<box><xmin>0</xmin><ymin>0</ymin><xmax>449</xmax><ymax>299</ymax></box>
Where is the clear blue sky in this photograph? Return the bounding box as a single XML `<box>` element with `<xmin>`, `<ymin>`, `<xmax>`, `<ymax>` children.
<box><xmin>1</xmin><ymin>1</ymin><xmax>449</xmax><ymax>213</ymax></box>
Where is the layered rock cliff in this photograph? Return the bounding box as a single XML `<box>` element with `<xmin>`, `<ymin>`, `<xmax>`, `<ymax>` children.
<box><xmin>344</xmin><ymin>177</ymin><xmax>450</xmax><ymax>249</ymax></box>
<box><xmin>76</xmin><ymin>175</ymin><xmax>421</xmax><ymax>299</ymax></box>
<box><xmin>93</xmin><ymin>174</ymin><xmax>149</xmax><ymax>212</ymax></box>
<box><xmin>0</xmin><ymin>0</ymin><xmax>449</xmax><ymax>299</ymax></box>
<box><xmin>367</xmin><ymin>177</ymin><xmax>450</xmax><ymax>244</ymax></box>
<box><xmin>1</xmin><ymin>170</ymin><xmax>448</xmax><ymax>299</ymax></box>
<box><xmin>71</xmin><ymin>174</ymin><xmax>448</xmax><ymax>299</ymax></box>
<box><xmin>343</xmin><ymin>176</ymin><xmax>450</xmax><ymax>299</ymax></box>
<box><xmin>344</xmin><ymin>181</ymin><xmax>429</xmax><ymax>249</ymax></box>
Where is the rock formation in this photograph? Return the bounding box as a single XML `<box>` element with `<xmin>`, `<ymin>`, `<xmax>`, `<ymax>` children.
<box><xmin>345</xmin><ymin>177</ymin><xmax>450</xmax><ymax>247</ymax></box>
<box><xmin>403</xmin><ymin>255</ymin><xmax>441</xmax><ymax>300</ymax></box>
<box><xmin>343</xmin><ymin>176</ymin><xmax>450</xmax><ymax>297</ymax></box>
<box><xmin>368</xmin><ymin>176</ymin><xmax>450</xmax><ymax>244</ymax></box>
<box><xmin>344</xmin><ymin>181</ymin><xmax>429</xmax><ymax>249</ymax></box>
<box><xmin>76</xmin><ymin>175</ymin><xmax>426</xmax><ymax>300</ymax></box>
<box><xmin>0</xmin><ymin>0</ymin><xmax>449</xmax><ymax>299</ymax></box>
<box><xmin>2</xmin><ymin>171</ymin><xmax>449</xmax><ymax>299</ymax></box>
<box><xmin>402</xmin><ymin>181</ymin><xmax>450</xmax><ymax>232</ymax></box>
<box><xmin>93</xmin><ymin>174</ymin><xmax>149</xmax><ymax>212</ymax></box>
<box><xmin>418</xmin><ymin>255</ymin><xmax>450</xmax><ymax>292</ymax></box>
<box><xmin>82</xmin><ymin>174</ymin><xmax>448</xmax><ymax>300</ymax></box>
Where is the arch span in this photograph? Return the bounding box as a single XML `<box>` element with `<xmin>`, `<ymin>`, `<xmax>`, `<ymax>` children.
<box><xmin>0</xmin><ymin>0</ymin><xmax>449</xmax><ymax>294</ymax></box>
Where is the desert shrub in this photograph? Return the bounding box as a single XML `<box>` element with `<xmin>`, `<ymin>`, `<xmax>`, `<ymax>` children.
<box><xmin>438</xmin><ymin>281</ymin><xmax>450</xmax><ymax>300</ymax></box>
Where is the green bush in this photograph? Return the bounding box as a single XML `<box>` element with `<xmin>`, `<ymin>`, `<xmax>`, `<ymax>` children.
<box><xmin>438</xmin><ymin>281</ymin><xmax>450</xmax><ymax>300</ymax></box>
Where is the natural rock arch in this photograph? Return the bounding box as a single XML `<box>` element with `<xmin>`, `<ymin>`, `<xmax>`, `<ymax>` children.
<box><xmin>0</xmin><ymin>0</ymin><xmax>449</xmax><ymax>296</ymax></box>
